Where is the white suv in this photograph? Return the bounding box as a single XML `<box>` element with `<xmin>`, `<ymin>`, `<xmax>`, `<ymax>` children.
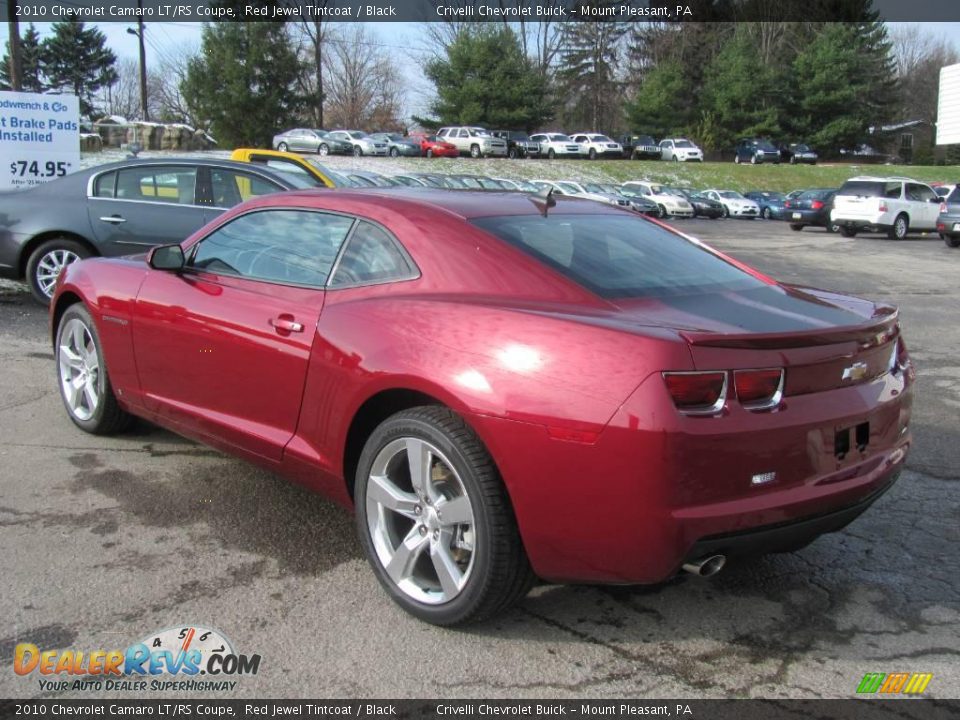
<box><xmin>436</xmin><ymin>127</ymin><xmax>508</xmax><ymax>158</ymax></box>
<box><xmin>659</xmin><ymin>138</ymin><xmax>703</xmax><ymax>162</ymax></box>
<box><xmin>831</xmin><ymin>177</ymin><xmax>941</xmax><ymax>239</ymax></box>
<box><xmin>570</xmin><ymin>133</ymin><xmax>622</xmax><ymax>160</ymax></box>
<box><xmin>530</xmin><ymin>133</ymin><xmax>583</xmax><ymax>159</ymax></box>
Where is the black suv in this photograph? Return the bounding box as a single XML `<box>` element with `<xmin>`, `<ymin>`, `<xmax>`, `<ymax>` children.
<box><xmin>491</xmin><ymin>131</ymin><xmax>540</xmax><ymax>159</ymax></box>
<box><xmin>734</xmin><ymin>138</ymin><xmax>781</xmax><ymax>165</ymax></box>
<box><xmin>619</xmin><ymin>134</ymin><xmax>661</xmax><ymax>160</ymax></box>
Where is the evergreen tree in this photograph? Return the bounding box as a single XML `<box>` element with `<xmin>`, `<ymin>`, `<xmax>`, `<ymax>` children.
<box><xmin>700</xmin><ymin>28</ymin><xmax>782</xmax><ymax>151</ymax></box>
<box><xmin>416</xmin><ymin>27</ymin><xmax>553</xmax><ymax>131</ymax></box>
<box><xmin>181</xmin><ymin>22</ymin><xmax>305</xmax><ymax>148</ymax></box>
<box><xmin>624</xmin><ymin>61</ymin><xmax>689</xmax><ymax>138</ymax></box>
<box><xmin>556</xmin><ymin>5</ymin><xmax>627</xmax><ymax>131</ymax></box>
<box><xmin>41</xmin><ymin>21</ymin><xmax>118</xmax><ymax>116</ymax></box>
<box><xmin>1</xmin><ymin>24</ymin><xmax>45</xmax><ymax>92</ymax></box>
<box><xmin>789</xmin><ymin>24</ymin><xmax>878</xmax><ymax>153</ymax></box>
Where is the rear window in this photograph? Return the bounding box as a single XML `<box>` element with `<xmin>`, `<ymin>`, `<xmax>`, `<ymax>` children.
<box><xmin>471</xmin><ymin>214</ymin><xmax>764</xmax><ymax>299</ymax></box>
<box><xmin>839</xmin><ymin>180</ymin><xmax>901</xmax><ymax>199</ymax></box>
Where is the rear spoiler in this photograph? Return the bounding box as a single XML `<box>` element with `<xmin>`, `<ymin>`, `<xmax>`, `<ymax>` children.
<box><xmin>680</xmin><ymin>311</ymin><xmax>899</xmax><ymax>350</ymax></box>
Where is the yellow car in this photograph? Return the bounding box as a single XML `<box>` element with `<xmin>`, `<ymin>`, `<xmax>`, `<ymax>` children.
<box><xmin>229</xmin><ymin>148</ymin><xmax>352</xmax><ymax>189</ymax></box>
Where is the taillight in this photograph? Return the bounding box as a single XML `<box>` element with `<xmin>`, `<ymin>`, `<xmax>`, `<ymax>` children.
<box><xmin>879</xmin><ymin>202</ymin><xmax>888</xmax><ymax>213</ymax></box>
<box><xmin>811</xmin><ymin>200</ymin><xmax>824</xmax><ymax>210</ymax></box>
<box><xmin>784</xmin><ymin>201</ymin><xmax>792</xmax><ymax>208</ymax></box>
<box><xmin>892</xmin><ymin>336</ymin><xmax>915</xmax><ymax>381</ymax></box>
<box><xmin>734</xmin><ymin>369</ymin><xmax>784</xmax><ymax>410</ymax></box>
<box><xmin>941</xmin><ymin>202</ymin><xmax>948</xmax><ymax>213</ymax></box>
<box><xmin>663</xmin><ymin>372</ymin><xmax>727</xmax><ymax>415</ymax></box>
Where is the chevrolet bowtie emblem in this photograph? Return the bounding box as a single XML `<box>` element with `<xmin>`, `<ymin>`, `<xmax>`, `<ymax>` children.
<box><xmin>842</xmin><ymin>362</ymin><xmax>869</xmax><ymax>381</ymax></box>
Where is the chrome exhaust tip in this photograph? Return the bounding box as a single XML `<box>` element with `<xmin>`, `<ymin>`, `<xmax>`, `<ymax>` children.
<box><xmin>682</xmin><ymin>554</ymin><xmax>726</xmax><ymax>577</ymax></box>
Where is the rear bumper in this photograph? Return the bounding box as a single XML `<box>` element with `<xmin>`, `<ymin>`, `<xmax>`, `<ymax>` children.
<box><xmin>469</xmin><ymin>367</ymin><xmax>913</xmax><ymax>585</ymax></box>
<box><xmin>786</xmin><ymin>209</ymin><xmax>829</xmax><ymax>225</ymax></box>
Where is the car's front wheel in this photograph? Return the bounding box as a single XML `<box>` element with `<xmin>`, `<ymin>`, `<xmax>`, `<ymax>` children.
<box><xmin>390</xmin><ymin>147</ymin><xmax>399</xmax><ymax>158</ymax></box>
<box><xmin>657</xmin><ymin>204</ymin><xmax>667</xmax><ymax>219</ymax></box>
<box><xmin>26</xmin><ymin>238</ymin><xmax>91</xmax><ymax>305</ymax></box>
<box><xmin>355</xmin><ymin>406</ymin><xmax>534</xmax><ymax>625</ymax></box>
<box><xmin>588</xmin><ymin>148</ymin><xmax>597</xmax><ymax>160</ymax></box>
<box><xmin>790</xmin><ymin>224</ymin><xmax>804</xmax><ymax>231</ymax></box>
<box><xmin>318</xmin><ymin>143</ymin><xmax>329</xmax><ymax>156</ymax></box>
<box><xmin>762</xmin><ymin>207</ymin><xmax>771</xmax><ymax>219</ymax></box>
<box><xmin>426</xmin><ymin>148</ymin><xmax>434</xmax><ymax>158</ymax></box>
<box><xmin>55</xmin><ymin>303</ymin><xmax>132</xmax><ymax>435</ymax></box>
<box><xmin>470</xmin><ymin>144</ymin><xmax>482</xmax><ymax>159</ymax></box>
<box><xmin>840</xmin><ymin>227</ymin><xmax>858</xmax><ymax>238</ymax></box>
<box><xmin>277</xmin><ymin>142</ymin><xmax>288</xmax><ymax>152</ymax></box>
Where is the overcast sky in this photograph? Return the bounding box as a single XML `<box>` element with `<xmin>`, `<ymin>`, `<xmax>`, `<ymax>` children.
<box><xmin>2</xmin><ymin>21</ymin><xmax>959</xmax><ymax>121</ymax></box>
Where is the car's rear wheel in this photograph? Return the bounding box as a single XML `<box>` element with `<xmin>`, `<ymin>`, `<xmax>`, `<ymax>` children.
<box><xmin>547</xmin><ymin>149</ymin><xmax>556</xmax><ymax>159</ymax></box>
<box><xmin>750</xmin><ymin>155</ymin><xmax>758</xmax><ymax>165</ymax></box>
<box><xmin>353</xmin><ymin>146</ymin><xmax>363</xmax><ymax>157</ymax></box>
<box><xmin>734</xmin><ymin>155</ymin><xmax>741</xmax><ymax>164</ymax></box>
<box><xmin>945</xmin><ymin>235</ymin><xmax>960</xmax><ymax>248</ymax></box>
<box><xmin>889</xmin><ymin>214</ymin><xmax>909</xmax><ymax>240</ymax></box>
<box><xmin>508</xmin><ymin>147</ymin><xmax>517</xmax><ymax>159</ymax></box>
<box><xmin>840</xmin><ymin>227</ymin><xmax>858</xmax><ymax>238</ymax></box>
<box><xmin>277</xmin><ymin>142</ymin><xmax>288</xmax><ymax>152</ymax></box>
<box><xmin>762</xmin><ymin>207</ymin><xmax>771</xmax><ymax>219</ymax></box>
<box><xmin>56</xmin><ymin>304</ymin><xmax>132</xmax><ymax>435</ymax></box>
<box><xmin>26</xmin><ymin>238</ymin><xmax>91</xmax><ymax>305</ymax></box>
<box><xmin>657</xmin><ymin>204</ymin><xmax>667</xmax><ymax>219</ymax></box>
<box><xmin>426</xmin><ymin>148</ymin><xmax>434</xmax><ymax>158</ymax></box>
<box><xmin>390</xmin><ymin>148</ymin><xmax>399</xmax><ymax>158</ymax></box>
<box><xmin>317</xmin><ymin>144</ymin><xmax>329</xmax><ymax>156</ymax></box>
<box><xmin>588</xmin><ymin>148</ymin><xmax>597</xmax><ymax>160</ymax></box>
<box><xmin>355</xmin><ymin>406</ymin><xmax>534</xmax><ymax>625</ymax></box>
<box><xmin>470</xmin><ymin>144</ymin><xmax>482</xmax><ymax>159</ymax></box>
<box><xmin>790</xmin><ymin>224</ymin><xmax>804</xmax><ymax>231</ymax></box>
<box><xmin>722</xmin><ymin>206</ymin><xmax>730</xmax><ymax>218</ymax></box>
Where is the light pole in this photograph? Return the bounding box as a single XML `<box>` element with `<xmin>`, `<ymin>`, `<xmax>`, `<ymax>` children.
<box><xmin>126</xmin><ymin>3</ymin><xmax>148</xmax><ymax>121</ymax></box>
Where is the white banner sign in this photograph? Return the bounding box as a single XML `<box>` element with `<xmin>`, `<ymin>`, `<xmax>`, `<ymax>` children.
<box><xmin>938</xmin><ymin>63</ymin><xmax>960</xmax><ymax>145</ymax></box>
<box><xmin>0</xmin><ymin>90</ymin><xmax>80</xmax><ymax>191</ymax></box>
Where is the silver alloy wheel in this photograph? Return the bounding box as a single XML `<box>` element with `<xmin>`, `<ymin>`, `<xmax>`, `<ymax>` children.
<box><xmin>318</xmin><ymin>144</ymin><xmax>329</xmax><ymax>156</ymax></box>
<box><xmin>366</xmin><ymin>437</ymin><xmax>476</xmax><ymax>605</ymax></box>
<box><xmin>58</xmin><ymin>317</ymin><xmax>100</xmax><ymax>421</ymax></box>
<box><xmin>277</xmin><ymin>142</ymin><xmax>288</xmax><ymax>152</ymax></box>
<box><xmin>36</xmin><ymin>248</ymin><xmax>80</xmax><ymax>298</ymax></box>
<box><xmin>895</xmin><ymin>216</ymin><xmax>908</xmax><ymax>239</ymax></box>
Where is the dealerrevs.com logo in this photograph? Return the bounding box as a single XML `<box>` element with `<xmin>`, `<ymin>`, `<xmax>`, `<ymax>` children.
<box><xmin>14</xmin><ymin>625</ymin><xmax>260</xmax><ymax>693</ymax></box>
<box><xmin>856</xmin><ymin>672</ymin><xmax>933</xmax><ymax>696</ymax></box>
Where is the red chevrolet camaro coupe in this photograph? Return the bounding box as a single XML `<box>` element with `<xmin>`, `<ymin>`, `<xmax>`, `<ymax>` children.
<box><xmin>50</xmin><ymin>188</ymin><xmax>914</xmax><ymax>625</ymax></box>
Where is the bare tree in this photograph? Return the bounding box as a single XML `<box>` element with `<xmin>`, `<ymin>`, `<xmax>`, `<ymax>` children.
<box><xmin>152</xmin><ymin>44</ymin><xmax>202</xmax><ymax>127</ymax></box>
<box><xmin>890</xmin><ymin>23</ymin><xmax>959</xmax><ymax>125</ymax></box>
<box><xmin>323</xmin><ymin>24</ymin><xmax>404</xmax><ymax>130</ymax></box>
<box><xmin>296</xmin><ymin>6</ymin><xmax>330</xmax><ymax>128</ymax></box>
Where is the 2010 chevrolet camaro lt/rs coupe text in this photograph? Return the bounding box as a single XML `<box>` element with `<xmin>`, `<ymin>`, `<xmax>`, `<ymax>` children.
<box><xmin>50</xmin><ymin>188</ymin><xmax>914</xmax><ymax>625</ymax></box>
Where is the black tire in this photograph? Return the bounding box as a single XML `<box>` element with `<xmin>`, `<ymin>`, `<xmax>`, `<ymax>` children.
<box><xmin>55</xmin><ymin>303</ymin><xmax>133</xmax><ymax>435</ymax></box>
<box><xmin>657</xmin><ymin>204</ymin><xmax>667</xmax><ymax>219</ymax></box>
<box><xmin>389</xmin><ymin>147</ymin><xmax>399</xmax><ymax>158</ymax></box>
<box><xmin>470</xmin><ymin>144</ymin><xmax>482</xmax><ymax>159</ymax></box>
<box><xmin>889</xmin><ymin>214</ymin><xmax>908</xmax><ymax>240</ymax></box>
<box><xmin>26</xmin><ymin>237</ymin><xmax>92</xmax><ymax>306</ymax></box>
<box><xmin>588</xmin><ymin>148</ymin><xmax>597</xmax><ymax>160</ymax></box>
<box><xmin>353</xmin><ymin>145</ymin><xmax>363</xmax><ymax>157</ymax></box>
<box><xmin>317</xmin><ymin>143</ymin><xmax>329</xmax><ymax>156</ymax></box>
<box><xmin>762</xmin><ymin>207</ymin><xmax>771</xmax><ymax>219</ymax></box>
<box><xmin>945</xmin><ymin>235</ymin><xmax>960</xmax><ymax>248</ymax></box>
<box><xmin>548</xmin><ymin>149</ymin><xmax>556</xmax><ymax>159</ymax></box>
<box><xmin>840</xmin><ymin>227</ymin><xmax>858</xmax><ymax>238</ymax></box>
<box><xmin>722</xmin><ymin>205</ymin><xmax>730</xmax><ymax>218</ymax></box>
<box><xmin>508</xmin><ymin>147</ymin><xmax>518</xmax><ymax>159</ymax></box>
<box><xmin>673</xmin><ymin>156</ymin><xmax>679</xmax><ymax>162</ymax></box>
<box><xmin>355</xmin><ymin>406</ymin><xmax>535</xmax><ymax>625</ymax></box>
<box><xmin>277</xmin><ymin>142</ymin><xmax>288</xmax><ymax>152</ymax></box>
<box><xmin>790</xmin><ymin>224</ymin><xmax>804</xmax><ymax>232</ymax></box>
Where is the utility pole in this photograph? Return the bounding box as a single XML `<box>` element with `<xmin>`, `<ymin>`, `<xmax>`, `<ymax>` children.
<box><xmin>126</xmin><ymin>1</ymin><xmax>148</xmax><ymax>120</ymax></box>
<box><xmin>7</xmin><ymin>0</ymin><xmax>23</xmax><ymax>91</ymax></box>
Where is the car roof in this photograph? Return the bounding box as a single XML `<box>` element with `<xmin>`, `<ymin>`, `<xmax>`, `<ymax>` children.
<box><xmin>249</xmin><ymin>187</ymin><xmax>622</xmax><ymax>220</ymax></box>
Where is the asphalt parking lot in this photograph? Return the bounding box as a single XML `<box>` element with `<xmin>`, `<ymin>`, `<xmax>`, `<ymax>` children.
<box><xmin>1</xmin><ymin>218</ymin><xmax>957</xmax><ymax>699</ymax></box>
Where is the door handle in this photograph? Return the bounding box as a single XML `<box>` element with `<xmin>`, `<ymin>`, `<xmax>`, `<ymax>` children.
<box><xmin>270</xmin><ymin>316</ymin><xmax>304</xmax><ymax>333</ymax></box>
<box><xmin>99</xmin><ymin>215</ymin><xmax>126</xmax><ymax>224</ymax></box>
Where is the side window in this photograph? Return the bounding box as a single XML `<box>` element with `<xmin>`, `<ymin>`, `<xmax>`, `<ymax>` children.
<box><xmin>884</xmin><ymin>183</ymin><xmax>902</xmax><ymax>199</ymax></box>
<box><xmin>907</xmin><ymin>183</ymin><xmax>935</xmax><ymax>202</ymax></box>
<box><xmin>210</xmin><ymin>169</ymin><xmax>282</xmax><ymax>207</ymax></box>
<box><xmin>660</xmin><ymin>140</ymin><xmax>670</xmax><ymax>149</ymax></box>
<box><xmin>330</xmin><ymin>221</ymin><xmax>416</xmax><ymax>287</ymax></box>
<box><xmin>115</xmin><ymin>166</ymin><xmax>197</xmax><ymax>204</ymax></box>
<box><xmin>93</xmin><ymin>171</ymin><xmax>117</xmax><ymax>198</ymax></box>
<box><xmin>189</xmin><ymin>210</ymin><xmax>354</xmax><ymax>286</ymax></box>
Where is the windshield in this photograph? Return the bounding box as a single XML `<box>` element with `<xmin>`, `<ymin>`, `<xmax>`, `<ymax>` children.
<box><xmin>314</xmin><ymin>130</ymin><xmax>329</xmax><ymax>137</ymax></box>
<box><xmin>794</xmin><ymin>144</ymin><xmax>811</xmax><ymax>152</ymax></box>
<box><xmin>557</xmin><ymin>182</ymin><xmax>581</xmax><ymax>194</ymax></box>
<box><xmin>635</xmin><ymin>136</ymin><xmax>655</xmax><ymax>145</ymax></box>
<box><xmin>441</xmin><ymin>176</ymin><xmax>468</xmax><ymax>189</ymax></box>
<box><xmin>513</xmin><ymin>180</ymin><xmax>539</xmax><ymax>192</ymax></box>
<box><xmin>618</xmin><ymin>187</ymin><xmax>644</xmax><ymax>198</ymax></box>
<box><xmin>304</xmin><ymin>160</ymin><xmax>354</xmax><ymax>187</ymax></box>
<box><xmin>718</xmin><ymin>191</ymin><xmax>744</xmax><ymax>199</ymax></box>
<box><xmin>661</xmin><ymin>187</ymin><xmax>688</xmax><ymax>197</ymax></box>
<box><xmin>268</xmin><ymin>169</ymin><xmax>320</xmax><ymax>189</ymax></box>
<box><xmin>392</xmin><ymin>176</ymin><xmax>423</xmax><ymax>187</ymax></box>
<box><xmin>549</xmin><ymin>134</ymin><xmax>573</xmax><ymax>142</ymax></box>
<box><xmin>511</xmin><ymin>132</ymin><xmax>530</xmax><ymax>141</ymax></box>
<box><xmin>756</xmin><ymin>141</ymin><xmax>777</xmax><ymax>151</ymax></box>
<box><xmin>674</xmin><ymin>140</ymin><xmax>695</xmax><ymax>148</ymax></box>
<box><xmin>590</xmin><ymin>135</ymin><xmax>614</xmax><ymax>143</ymax></box>
<box><xmin>350</xmin><ymin>131</ymin><xmax>368</xmax><ymax>139</ymax></box>
<box><xmin>469</xmin><ymin>128</ymin><xmax>491</xmax><ymax>137</ymax></box>
<box><xmin>472</xmin><ymin>214</ymin><xmax>765</xmax><ymax>299</ymax></box>
<box><xmin>583</xmin><ymin>183</ymin><xmax>605</xmax><ymax>193</ymax></box>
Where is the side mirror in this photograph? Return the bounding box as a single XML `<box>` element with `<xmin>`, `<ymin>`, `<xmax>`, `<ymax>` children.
<box><xmin>148</xmin><ymin>244</ymin><xmax>185</xmax><ymax>271</ymax></box>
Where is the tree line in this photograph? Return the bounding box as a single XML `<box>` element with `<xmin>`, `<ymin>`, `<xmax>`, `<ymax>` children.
<box><xmin>2</xmin><ymin>13</ymin><xmax>956</xmax><ymax>160</ymax></box>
